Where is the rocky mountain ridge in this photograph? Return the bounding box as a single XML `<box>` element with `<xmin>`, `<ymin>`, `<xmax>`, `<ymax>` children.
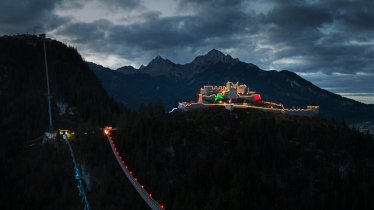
<box><xmin>91</xmin><ymin>49</ymin><xmax>374</xmax><ymax>123</ymax></box>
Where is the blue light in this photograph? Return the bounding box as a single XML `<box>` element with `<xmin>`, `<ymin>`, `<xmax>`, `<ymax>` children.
<box><xmin>168</xmin><ymin>107</ymin><xmax>178</xmax><ymax>113</ymax></box>
<box><xmin>65</xmin><ymin>137</ymin><xmax>90</xmax><ymax>210</ymax></box>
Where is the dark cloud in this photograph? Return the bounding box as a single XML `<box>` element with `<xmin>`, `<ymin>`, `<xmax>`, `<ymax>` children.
<box><xmin>58</xmin><ymin>0</ymin><xmax>142</xmax><ymax>10</ymax></box>
<box><xmin>177</xmin><ymin>0</ymin><xmax>245</xmax><ymax>10</ymax></box>
<box><xmin>250</xmin><ymin>0</ymin><xmax>374</xmax><ymax>77</ymax></box>
<box><xmin>266</xmin><ymin>4</ymin><xmax>332</xmax><ymax>30</ymax></box>
<box><xmin>332</xmin><ymin>0</ymin><xmax>374</xmax><ymax>31</ymax></box>
<box><xmin>0</xmin><ymin>0</ymin><xmax>66</xmax><ymax>34</ymax></box>
<box><xmin>55</xmin><ymin>0</ymin><xmax>258</xmax><ymax>64</ymax></box>
<box><xmin>0</xmin><ymin>0</ymin><xmax>142</xmax><ymax>35</ymax></box>
<box><xmin>98</xmin><ymin>0</ymin><xmax>140</xmax><ymax>8</ymax></box>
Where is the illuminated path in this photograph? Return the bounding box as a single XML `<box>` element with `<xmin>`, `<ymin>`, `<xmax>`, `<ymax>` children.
<box><xmin>64</xmin><ymin>135</ymin><xmax>91</xmax><ymax>210</ymax></box>
<box><xmin>105</xmin><ymin>128</ymin><xmax>165</xmax><ymax>210</ymax></box>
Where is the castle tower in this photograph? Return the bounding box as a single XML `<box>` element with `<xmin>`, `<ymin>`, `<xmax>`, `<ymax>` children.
<box><xmin>198</xmin><ymin>94</ymin><xmax>203</xmax><ymax>103</ymax></box>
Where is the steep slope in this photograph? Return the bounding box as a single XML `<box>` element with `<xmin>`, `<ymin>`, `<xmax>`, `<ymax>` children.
<box><xmin>0</xmin><ymin>35</ymin><xmax>121</xmax><ymax>139</ymax></box>
<box><xmin>0</xmin><ymin>35</ymin><xmax>144</xmax><ymax>209</ymax></box>
<box><xmin>93</xmin><ymin>68</ymin><xmax>192</xmax><ymax>108</ymax></box>
<box><xmin>91</xmin><ymin>50</ymin><xmax>374</xmax><ymax>123</ymax></box>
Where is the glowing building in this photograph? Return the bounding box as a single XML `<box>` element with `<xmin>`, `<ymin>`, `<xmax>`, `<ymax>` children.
<box><xmin>178</xmin><ymin>81</ymin><xmax>319</xmax><ymax>116</ymax></box>
<box><xmin>199</xmin><ymin>81</ymin><xmax>269</xmax><ymax>105</ymax></box>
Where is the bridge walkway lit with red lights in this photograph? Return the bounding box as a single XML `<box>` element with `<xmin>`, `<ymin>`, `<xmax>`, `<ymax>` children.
<box><xmin>104</xmin><ymin>127</ymin><xmax>165</xmax><ymax>210</ymax></box>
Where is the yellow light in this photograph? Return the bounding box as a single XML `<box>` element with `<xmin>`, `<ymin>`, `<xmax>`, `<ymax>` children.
<box><xmin>59</xmin><ymin>129</ymin><xmax>74</xmax><ymax>140</ymax></box>
<box><xmin>104</xmin><ymin>126</ymin><xmax>112</xmax><ymax>135</ymax></box>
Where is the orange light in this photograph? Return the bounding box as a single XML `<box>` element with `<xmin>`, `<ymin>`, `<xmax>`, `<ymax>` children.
<box><xmin>104</xmin><ymin>126</ymin><xmax>113</xmax><ymax>135</ymax></box>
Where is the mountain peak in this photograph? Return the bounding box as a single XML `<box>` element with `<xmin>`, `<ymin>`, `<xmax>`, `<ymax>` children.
<box><xmin>154</xmin><ymin>55</ymin><xmax>164</xmax><ymax>60</ymax></box>
<box><xmin>144</xmin><ymin>55</ymin><xmax>178</xmax><ymax>76</ymax></box>
<box><xmin>192</xmin><ymin>49</ymin><xmax>239</xmax><ymax>66</ymax></box>
<box><xmin>207</xmin><ymin>49</ymin><xmax>225</xmax><ymax>57</ymax></box>
<box><xmin>148</xmin><ymin>55</ymin><xmax>174</xmax><ymax>67</ymax></box>
<box><xmin>116</xmin><ymin>65</ymin><xmax>138</xmax><ymax>75</ymax></box>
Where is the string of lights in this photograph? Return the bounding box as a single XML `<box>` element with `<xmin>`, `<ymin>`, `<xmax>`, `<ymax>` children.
<box><xmin>64</xmin><ymin>135</ymin><xmax>91</xmax><ymax>210</ymax></box>
<box><xmin>104</xmin><ymin>127</ymin><xmax>165</xmax><ymax>210</ymax></box>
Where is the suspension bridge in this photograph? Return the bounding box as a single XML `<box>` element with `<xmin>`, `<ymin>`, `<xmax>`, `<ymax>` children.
<box><xmin>63</xmin><ymin>133</ymin><xmax>91</xmax><ymax>210</ymax></box>
<box><xmin>39</xmin><ymin>33</ymin><xmax>91</xmax><ymax>210</ymax></box>
<box><xmin>39</xmin><ymin>33</ymin><xmax>164</xmax><ymax>209</ymax></box>
<box><xmin>104</xmin><ymin>127</ymin><xmax>165</xmax><ymax>210</ymax></box>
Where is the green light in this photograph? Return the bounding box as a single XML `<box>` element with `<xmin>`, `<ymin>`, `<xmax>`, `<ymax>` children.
<box><xmin>215</xmin><ymin>93</ymin><xmax>223</xmax><ymax>101</ymax></box>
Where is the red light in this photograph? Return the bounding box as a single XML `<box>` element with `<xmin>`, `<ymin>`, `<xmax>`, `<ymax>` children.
<box><xmin>134</xmin><ymin>178</ymin><xmax>138</xmax><ymax>181</ymax></box>
<box><xmin>125</xmin><ymin>166</ymin><xmax>128</xmax><ymax>169</ymax></box>
<box><xmin>149</xmin><ymin>193</ymin><xmax>152</xmax><ymax>197</ymax></box>
<box><xmin>141</xmin><ymin>185</ymin><xmax>144</xmax><ymax>188</ymax></box>
<box><xmin>253</xmin><ymin>94</ymin><xmax>262</xmax><ymax>102</ymax></box>
<box><xmin>160</xmin><ymin>204</ymin><xmax>165</xmax><ymax>209</ymax></box>
<box><xmin>130</xmin><ymin>171</ymin><xmax>132</xmax><ymax>175</ymax></box>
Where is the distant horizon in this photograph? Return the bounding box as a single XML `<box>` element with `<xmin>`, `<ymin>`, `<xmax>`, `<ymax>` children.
<box><xmin>338</xmin><ymin>93</ymin><xmax>374</xmax><ymax>105</ymax></box>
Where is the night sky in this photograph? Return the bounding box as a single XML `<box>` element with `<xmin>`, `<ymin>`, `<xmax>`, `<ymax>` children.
<box><xmin>1</xmin><ymin>0</ymin><xmax>373</xmax><ymax>103</ymax></box>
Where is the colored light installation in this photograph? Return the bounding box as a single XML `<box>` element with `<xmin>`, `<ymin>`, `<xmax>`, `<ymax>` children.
<box><xmin>214</xmin><ymin>93</ymin><xmax>223</xmax><ymax>102</ymax></box>
<box><xmin>253</xmin><ymin>94</ymin><xmax>261</xmax><ymax>102</ymax></box>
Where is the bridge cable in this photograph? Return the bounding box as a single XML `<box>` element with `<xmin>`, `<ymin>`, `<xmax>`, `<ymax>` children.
<box><xmin>105</xmin><ymin>132</ymin><xmax>165</xmax><ymax>210</ymax></box>
<box><xmin>64</xmin><ymin>135</ymin><xmax>91</xmax><ymax>210</ymax></box>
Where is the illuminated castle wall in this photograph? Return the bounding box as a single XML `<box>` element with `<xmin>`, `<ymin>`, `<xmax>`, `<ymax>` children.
<box><xmin>178</xmin><ymin>81</ymin><xmax>318</xmax><ymax>115</ymax></box>
<box><xmin>199</xmin><ymin>81</ymin><xmax>260</xmax><ymax>103</ymax></box>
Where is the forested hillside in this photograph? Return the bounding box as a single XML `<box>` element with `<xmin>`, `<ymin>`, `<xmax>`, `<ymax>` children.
<box><xmin>0</xmin><ymin>35</ymin><xmax>127</xmax><ymax>209</ymax></box>
<box><xmin>112</xmin><ymin>106</ymin><xmax>374</xmax><ymax>209</ymax></box>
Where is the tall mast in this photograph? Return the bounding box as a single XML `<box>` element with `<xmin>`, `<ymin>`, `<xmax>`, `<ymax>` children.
<box><xmin>41</xmin><ymin>34</ymin><xmax>53</xmax><ymax>131</ymax></box>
